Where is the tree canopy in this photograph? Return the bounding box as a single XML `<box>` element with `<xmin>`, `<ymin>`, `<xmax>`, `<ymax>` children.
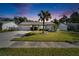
<box><xmin>14</xmin><ymin>17</ymin><xmax>28</xmax><ymax>24</ymax></box>
<box><xmin>59</xmin><ymin>15</ymin><xmax>68</xmax><ymax>23</ymax></box>
<box><xmin>70</xmin><ymin>12</ymin><xmax>79</xmax><ymax>23</ymax></box>
<box><xmin>59</xmin><ymin>12</ymin><xmax>79</xmax><ymax>23</ymax></box>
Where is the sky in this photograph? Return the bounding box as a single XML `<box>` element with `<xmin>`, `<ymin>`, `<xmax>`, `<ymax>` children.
<box><xmin>0</xmin><ymin>3</ymin><xmax>79</xmax><ymax>21</ymax></box>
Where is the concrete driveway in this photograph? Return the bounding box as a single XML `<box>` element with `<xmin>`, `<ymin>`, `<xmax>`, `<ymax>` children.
<box><xmin>0</xmin><ymin>31</ymin><xmax>31</xmax><ymax>48</ymax></box>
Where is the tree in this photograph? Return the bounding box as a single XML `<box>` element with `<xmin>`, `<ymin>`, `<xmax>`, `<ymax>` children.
<box><xmin>59</xmin><ymin>15</ymin><xmax>68</xmax><ymax>24</ymax></box>
<box><xmin>14</xmin><ymin>17</ymin><xmax>20</xmax><ymax>24</ymax></box>
<box><xmin>23</xmin><ymin>17</ymin><xmax>28</xmax><ymax>22</ymax></box>
<box><xmin>53</xmin><ymin>19</ymin><xmax>59</xmax><ymax>31</ymax></box>
<box><xmin>53</xmin><ymin>19</ymin><xmax>59</xmax><ymax>25</ymax></box>
<box><xmin>14</xmin><ymin>17</ymin><xmax>28</xmax><ymax>24</ymax></box>
<box><xmin>38</xmin><ymin>10</ymin><xmax>51</xmax><ymax>33</ymax></box>
<box><xmin>70</xmin><ymin>12</ymin><xmax>79</xmax><ymax>23</ymax></box>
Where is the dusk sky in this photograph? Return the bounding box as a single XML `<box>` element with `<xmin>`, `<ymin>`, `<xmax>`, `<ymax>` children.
<box><xmin>0</xmin><ymin>3</ymin><xmax>79</xmax><ymax>21</ymax></box>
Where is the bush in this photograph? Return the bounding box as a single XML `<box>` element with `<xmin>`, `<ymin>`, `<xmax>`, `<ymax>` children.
<box><xmin>23</xmin><ymin>32</ymin><xmax>36</xmax><ymax>36</ymax></box>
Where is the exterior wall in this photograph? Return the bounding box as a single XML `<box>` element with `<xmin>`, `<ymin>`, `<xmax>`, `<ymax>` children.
<box><xmin>2</xmin><ymin>22</ymin><xmax>18</xmax><ymax>30</ymax></box>
<box><xmin>45</xmin><ymin>25</ymin><xmax>55</xmax><ymax>31</ymax></box>
<box><xmin>18</xmin><ymin>26</ymin><xmax>31</xmax><ymax>31</ymax></box>
<box><xmin>18</xmin><ymin>25</ymin><xmax>55</xmax><ymax>31</ymax></box>
<box><xmin>58</xmin><ymin>23</ymin><xmax>67</xmax><ymax>31</ymax></box>
<box><xmin>67</xmin><ymin>23</ymin><xmax>79</xmax><ymax>31</ymax></box>
<box><xmin>19</xmin><ymin>22</ymin><xmax>54</xmax><ymax>31</ymax></box>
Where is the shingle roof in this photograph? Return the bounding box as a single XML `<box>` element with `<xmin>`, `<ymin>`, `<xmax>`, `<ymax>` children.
<box><xmin>19</xmin><ymin>22</ymin><xmax>54</xmax><ymax>26</ymax></box>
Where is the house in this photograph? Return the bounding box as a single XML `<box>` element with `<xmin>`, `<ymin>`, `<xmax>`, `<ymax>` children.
<box><xmin>1</xmin><ymin>21</ymin><xmax>18</xmax><ymax>31</ymax></box>
<box><xmin>67</xmin><ymin>23</ymin><xmax>79</xmax><ymax>32</ymax></box>
<box><xmin>58</xmin><ymin>23</ymin><xmax>67</xmax><ymax>31</ymax></box>
<box><xmin>58</xmin><ymin>22</ymin><xmax>79</xmax><ymax>32</ymax></box>
<box><xmin>19</xmin><ymin>22</ymin><xmax>55</xmax><ymax>31</ymax></box>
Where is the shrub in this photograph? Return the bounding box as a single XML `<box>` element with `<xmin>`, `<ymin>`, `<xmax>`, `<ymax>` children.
<box><xmin>23</xmin><ymin>32</ymin><xmax>36</xmax><ymax>36</ymax></box>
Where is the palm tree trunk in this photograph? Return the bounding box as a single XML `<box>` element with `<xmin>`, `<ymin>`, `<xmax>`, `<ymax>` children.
<box><xmin>42</xmin><ymin>20</ymin><xmax>45</xmax><ymax>34</ymax></box>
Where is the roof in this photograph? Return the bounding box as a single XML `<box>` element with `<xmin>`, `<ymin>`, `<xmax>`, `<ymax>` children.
<box><xmin>67</xmin><ymin>23</ymin><xmax>79</xmax><ymax>25</ymax></box>
<box><xmin>19</xmin><ymin>22</ymin><xmax>54</xmax><ymax>26</ymax></box>
<box><xmin>2</xmin><ymin>22</ymin><xmax>18</xmax><ymax>28</ymax></box>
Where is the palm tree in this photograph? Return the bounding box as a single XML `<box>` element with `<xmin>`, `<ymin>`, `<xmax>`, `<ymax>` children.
<box><xmin>38</xmin><ymin>10</ymin><xmax>51</xmax><ymax>33</ymax></box>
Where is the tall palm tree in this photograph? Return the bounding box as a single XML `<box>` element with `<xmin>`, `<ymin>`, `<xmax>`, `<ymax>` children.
<box><xmin>38</xmin><ymin>10</ymin><xmax>51</xmax><ymax>33</ymax></box>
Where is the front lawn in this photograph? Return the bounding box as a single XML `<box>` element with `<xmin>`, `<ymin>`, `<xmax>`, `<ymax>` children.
<box><xmin>0</xmin><ymin>48</ymin><xmax>79</xmax><ymax>56</ymax></box>
<box><xmin>13</xmin><ymin>31</ymin><xmax>79</xmax><ymax>42</ymax></box>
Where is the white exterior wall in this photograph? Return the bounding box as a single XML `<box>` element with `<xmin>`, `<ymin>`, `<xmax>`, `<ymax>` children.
<box><xmin>18</xmin><ymin>26</ymin><xmax>31</xmax><ymax>31</ymax></box>
<box><xmin>59</xmin><ymin>23</ymin><xmax>67</xmax><ymax>31</ymax></box>
<box><xmin>2</xmin><ymin>22</ymin><xmax>18</xmax><ymax>30</ymax></box>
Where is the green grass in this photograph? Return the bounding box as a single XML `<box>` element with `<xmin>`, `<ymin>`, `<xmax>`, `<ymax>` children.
<box><xmin>0</xmin><ymin>48</ymin><xmax>79</xmax><ymax>56</ymax></box>
<box><xmin>13</xmin><ymin>31</ymin><xmax>79</xmax><ymax>42</ymax></box>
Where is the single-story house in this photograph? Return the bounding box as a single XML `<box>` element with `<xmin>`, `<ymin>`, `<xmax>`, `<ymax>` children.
<box><xmin>1</xmin><ymin>21</ymin><xmax>79</xmax><ymax>32</ymax></box>
<box><xmin>67</xmin><ymin>23</ymin><xmax>79</xmax><ymax>32</ymax></box>
<box><xmin>58</xmin><ymin>23</ymin><xmax>79</xmax><ymax>32</ymax></box>
<box><xmin>0</xmin><ymin>21</ymin><xmax>18</xmax><ymax>31</ymax></box>
<box><xmin>58</xmin><ymin>23</ymin><xmax>67</xmax><ymax>31</ymax></box>
<box><xmin>19</xmin><ymin>22</ymin><xmax>55</xmax><ymax>31</ymax></box>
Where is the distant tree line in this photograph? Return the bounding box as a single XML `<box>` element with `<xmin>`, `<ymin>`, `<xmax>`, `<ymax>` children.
<box><xmin>0</xmin><ymin>11</ymin><xmax>79</xmax><ymax>32</ymax></box>
<box><xmin>0</xmin><ymin>11</ymin><xmax>79</xmax><ymax>25</ymax></box>
<box><xmin>0</xmin><ymin>17</ymin><xmax>14</xmax><ymax>21</ymax></box>
<box><xmin>52</xmin><ymin>11</ymin><xmax>79</xmax><ymax>25</ymax></box>
<box><xmin>0</xmin><ymin>16</ymin><xmax>36</xmax><ymax>25</ymax></box>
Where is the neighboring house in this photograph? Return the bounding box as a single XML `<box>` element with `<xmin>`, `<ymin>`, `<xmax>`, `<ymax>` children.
<box><xmin>67</xmin><ymin>23</ymin><xmax>79</xmax><ymax>32</ymax></box>
<box><xmin>19</xmin><ymin>22</ymin><xmax>55</xmax><ymax>31</ymax></box>
<box><xmin>58</xmin><ymin>23</ymin><xmax>67</xmax><ymax>31</ymax></box>
<box><xmin>58</xmin><ymin>23</ymin><xmax>79</xmax><ymax>32</ymax></box>
<box><xmin>1</xmin><ymin>22</ymin><xmax>18</xmax><ymax>31</ymax></box>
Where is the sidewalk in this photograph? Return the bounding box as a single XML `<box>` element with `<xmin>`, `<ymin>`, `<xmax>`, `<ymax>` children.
<box><xmin>9</xmin><ymin>41</ymin><xmax>79</xmax><ymax>48</ymax></box>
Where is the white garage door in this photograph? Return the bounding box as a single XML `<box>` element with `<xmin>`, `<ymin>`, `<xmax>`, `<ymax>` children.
<box><xmin>18</xmin><ymin>26</ymin><xmax>31</xmax><ymax>31</ymax></box>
